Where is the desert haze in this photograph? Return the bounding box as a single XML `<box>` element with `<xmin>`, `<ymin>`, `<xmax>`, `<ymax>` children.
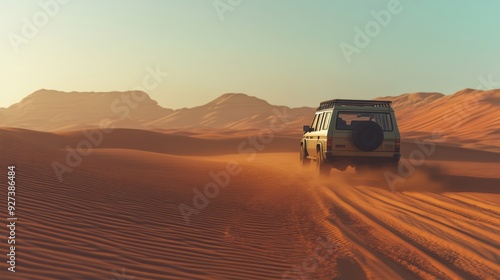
<box><xmin>0</xmin><ymin>89</ymin><xmax>499</xmax><ymax>279</ymax></box>
<box><xmin>1</xmin><ymin>88</ymin><xmax>499</xmax><ymax>151</ymax></box>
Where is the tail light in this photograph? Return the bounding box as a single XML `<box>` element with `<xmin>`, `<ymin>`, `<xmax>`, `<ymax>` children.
<box><xmin>395</xmin><ymin>139</ymin><xmax>400</xmax><ymax>152</ymax></box>
<box><xmin>327</xmin><ymin>137</ymin><xmax>332</xmax><ymax>151</ymax></box>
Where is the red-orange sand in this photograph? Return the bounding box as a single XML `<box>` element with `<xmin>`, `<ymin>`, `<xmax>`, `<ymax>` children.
<box><xmin>0</xmin><ymin>128</ymin><xmax>498</xmax><ymax>279</ymax></box>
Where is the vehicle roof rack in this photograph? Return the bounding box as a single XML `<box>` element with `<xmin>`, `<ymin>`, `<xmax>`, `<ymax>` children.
<box><xmin>317</xmin><ymin>99</ymin><xmax>392</xmax><ymax>111</ymax></box>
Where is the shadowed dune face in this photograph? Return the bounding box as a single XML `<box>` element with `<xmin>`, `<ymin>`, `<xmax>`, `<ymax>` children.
<box><xmin>0</xmin><ymin>128</ymin><xmax>499</xmax><ymax>279</ymax></box>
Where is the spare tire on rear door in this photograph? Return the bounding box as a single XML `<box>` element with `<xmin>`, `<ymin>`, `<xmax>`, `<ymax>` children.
<box><xmin>352</xmin><ymin>121</ymin><xmax>384</xmax><ymax>152</ymax></box>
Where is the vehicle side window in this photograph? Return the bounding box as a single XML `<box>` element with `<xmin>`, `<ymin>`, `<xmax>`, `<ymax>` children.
<box><xmin>322</xmin><ymin>112</ymin><xmax>331</xmax><ymax>130</ymax></box>
<box><xmin>310</xmin><ymin>114</ymin><xmax>319</xmax><ymax>131</ymax></box>
<box><xmin>315</xmin><ymin>113</ymin><xmax>324</xmax><ymax>131</ymax></box>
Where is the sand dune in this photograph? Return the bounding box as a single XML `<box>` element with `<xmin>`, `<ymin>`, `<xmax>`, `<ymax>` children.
<box><xmin>1</xmin><ymin>128</ymin><xmax>299</xmax><ymax>156</ymax></box>
<box><xmin>0</xmin><ymin>128</ymin><xmax>498</xmax><ymax>279</ymax></box>
<box><xmin>377</xmin><ymin>92</ymin><xmax>445</xmax><ymax>110</ymax></box>
<box><xmin>381</xmin><ymin>89</ymin><xmax>500</xmax><ymax>151</ymax></box>
<box><xmin>1</xmin><ymin>89</ymin><xmax>499</xmax><ymax>279</ymax></box>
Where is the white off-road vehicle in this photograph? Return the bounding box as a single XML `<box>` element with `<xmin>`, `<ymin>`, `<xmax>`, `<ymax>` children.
<box><xmin>300</xmin><ymin>99</ymin><xmax>401</xmax><ymax>176</ymax></box>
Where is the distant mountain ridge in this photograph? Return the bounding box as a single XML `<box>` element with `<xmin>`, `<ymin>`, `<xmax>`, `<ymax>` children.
<box><xmin>0</xmin><ymin>88</ymin><xmax>499</xmax><ymax>150</ymax></box>
<box><xmin>0</xmin><ymin>90</ymin><xmax>316</xmax><ymax>132</ymax></box>
<box><xmin>146</xmin><ymin>93</ymin><xmax>314</xmax><ymax>130</ymax></box>
<box><xmin>0</xmin><ymin>90</ymin><xmax>173</xmax><ymax>131</ymax></box>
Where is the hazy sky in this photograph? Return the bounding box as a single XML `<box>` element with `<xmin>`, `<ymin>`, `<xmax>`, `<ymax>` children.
<box><xmin>1</xmin><ymin>0</ymin><xmax>499</xmax><ymax>109</ymax></box>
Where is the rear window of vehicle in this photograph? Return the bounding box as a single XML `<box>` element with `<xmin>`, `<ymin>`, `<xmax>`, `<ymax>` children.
<box><xmin>335</xmin><ymin>112</ymin><xmax>393</xmax><ymax>131</ymax></box>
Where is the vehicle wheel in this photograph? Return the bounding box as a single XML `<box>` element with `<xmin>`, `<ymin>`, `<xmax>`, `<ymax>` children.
<box><xmin>316</xmin><ymin>150</ymin><xmax>330</xmax><ymax>177</ymax></box>
<box><xmin>352</xmin><ymin>122</ymin><xmax>384</xmax><ymax>152</ymax></box>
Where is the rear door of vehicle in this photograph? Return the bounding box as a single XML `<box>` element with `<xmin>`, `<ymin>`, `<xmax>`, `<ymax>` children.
<box><xmin>333</xmin><ymin>111</ymin><xmax>397</xmax><ymax>155</ymax></box>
